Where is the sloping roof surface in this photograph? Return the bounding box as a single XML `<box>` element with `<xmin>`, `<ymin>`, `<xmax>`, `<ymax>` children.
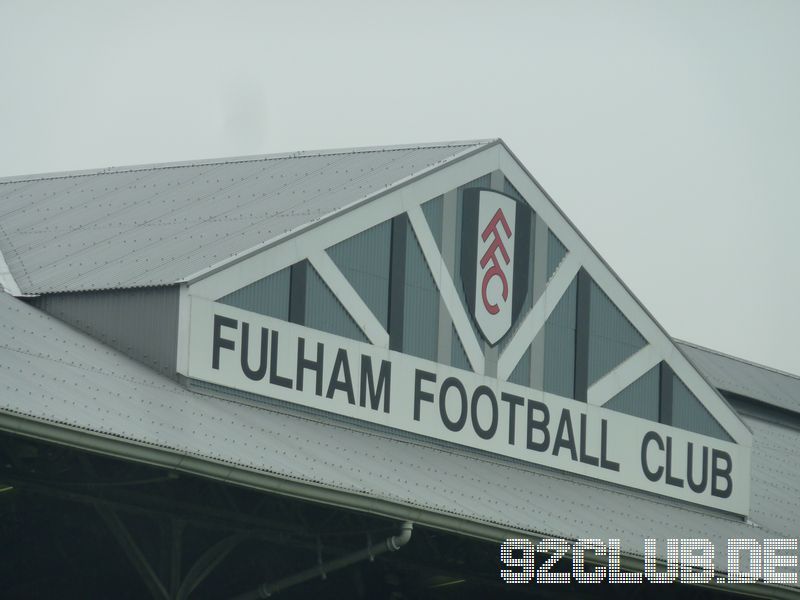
<box><xmin>678</xmin><ymin>341</ymin><xmax>800</xmax><ymax>414</ymax></box>
<box><xmin>0</xmin><ymin>290</ymin><xmax>797</xmax><ymax>573</ymax></box>
<box><xmin>0</xmin><ymin>141</ymin><xmax>491</xmax><ymax>294</ymax></box>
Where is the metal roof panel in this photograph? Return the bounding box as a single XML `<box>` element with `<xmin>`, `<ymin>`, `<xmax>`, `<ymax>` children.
<box><xmin>678</xmin><ymin>340</ymin><xmax>800</xmax><ymax>414</ymax></box>
<box><xmin>0</xmin><ymin>141</ymin><xmax>492</xmax><ymax>293</ymax></box>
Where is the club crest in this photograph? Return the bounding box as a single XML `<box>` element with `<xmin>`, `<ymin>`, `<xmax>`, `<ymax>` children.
<box><xmin>461</xmin><ymin>188</ymin><xmax>531</xmax><ymax>346</ymax></box>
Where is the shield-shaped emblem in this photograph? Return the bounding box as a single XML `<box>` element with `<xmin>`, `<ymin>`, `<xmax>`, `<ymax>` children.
<box><xmin>461</xmin><ymin>188</ymin><xmax>531</xmax><ymax>346</ymax></box>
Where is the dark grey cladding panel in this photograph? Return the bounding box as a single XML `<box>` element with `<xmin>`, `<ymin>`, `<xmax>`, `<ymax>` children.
<box><xmin>605</xmin><ymin>365</ymin><xmax>660</xmax><ymax>422</ymax></box>
<box><xmin>587</xmin><ymin>278</ymin><xmax>646</xmax><ymax>386</ymax></box>
<box><xmin>546</xmin><ymin>231</ymin><xmax>567</xmax><ymax>281</ymax></box>
<box><xmin>421</xmin><ymin>196</ymin><xmax>443</xmax><ymax>251</ymax></box>
<box><xmin>672</xmin><ymin>374</ymin><xmax>733</xmax><ymax>442</ymax></box>
<box><xmin>543</xmin><ymin>277</ymin><xmax>577</xmax><ymax>399</ymax></box>
<box><xmin>29</xmin><ymin>286</ymin><xmax>179</xmax><ymax>377</ymax></box>
<box><xmin>218</xmin><ymin>268</ymin><xmax>290</xmax><ymax>320</ymax></box>
<box><xmin>326</xmin><ymin>220</ymin><xmax>392</xmax><ymax>330</ymax></box>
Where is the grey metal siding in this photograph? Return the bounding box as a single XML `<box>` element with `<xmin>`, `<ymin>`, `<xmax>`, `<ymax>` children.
<box><xmin>304</xmin><ymin>264</ymin><xmax>368</xmax><ymax>343</ymax></box>
<box><xmin>503</xmin><ymin>177</ymin><xmax>525</xmax><ymax>202</ymax></box>
<box><xmin>543</xmin><ymin>278</ymin><xmax>577</xmax><ymax>398</ymax></box>
<box><xmin>672</xmin><ymin>375</ymin><xmax>733</xmax><ymax>441</ymax></box>
<box><xmin>605</xmin><ymin>366</ymin><xmax>660</xmax><ymax>421</ymax></box>
<box><xmin>217</xmin><ymin>267</ymin><xmax>290</xmax><ymax>320</ymax></box>
<box><xmin>421</xmin><ymin>196</ymin><xmax>443</xmax><ymax>251</ymax></box>
<box><xmin>678</xmin><ymin>341</ymin><xmax>800</xmax><ymax>415</ymax></box>
<box><xmin>30</xmin><ymin>285</ymin><xmax>179</xmax><ymax>377</ymax></box>
<box><xmin>587</xmin><ymin>279</ymin><xmax>646</xmax><ymax>386</ymax></box>
<box><xmin>450</xmin><ymin>325</ymin><xmax>471</xmax><ymax>370</ymax></box>
<box><xmin>508</xmin><ymin>345</ymin><xmax>532</xmax><ymax>386</ymax></box>
<box><xmin>401</xmin><ymin>226</ymin><xmax>439</xmax><ymax>361</ymax></box>
<box><xmin>546</xmin><ymin>232</ymin><xmax>567</xmax><ymax>280</ymax></box>
<box><xmin>326</xmin><ymin>220</ymin><xmax>391</xmax><ymax>329</ymax></box>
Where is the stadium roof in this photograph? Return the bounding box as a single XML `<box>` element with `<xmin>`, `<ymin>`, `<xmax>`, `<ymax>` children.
<box><xmin>677</xmin><ymin>340</ymin><xmax>800</xmax><ymax>415</ymax></box>
<box><xmin>1</xmin><ymin>140</ymin><xmax>798</xmax><ymax>596</ymax></box>
<box><xmin>0</xmin><ymin>289</ymin><xmax>797</xmax><ymax>569</ymax></box>
<box><xmin>0</xmin><ymin>140</ymin><xmax>492</xmax><ymax>294</ymax></box>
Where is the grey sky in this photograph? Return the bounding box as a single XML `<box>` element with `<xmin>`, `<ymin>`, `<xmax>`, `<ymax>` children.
<box><xmin>1</xmin><ymin>0</ymin><xmax>798</xmax><ymax>374</ymax></box>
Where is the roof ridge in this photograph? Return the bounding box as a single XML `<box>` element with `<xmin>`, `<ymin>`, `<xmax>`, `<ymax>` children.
<box><xmin>676</xmin><ymin>338</ymin><xmax>800</xmax><ymax>382</ymax></box>
<box><xmin>0</xmin><ymin>140</ymin><xmax>495</xmax><ymax>186</ymax></box>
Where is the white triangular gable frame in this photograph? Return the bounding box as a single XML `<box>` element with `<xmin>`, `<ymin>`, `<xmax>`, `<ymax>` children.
<box><xmin>182</xmin><ymin>141</ymin><xmax>752</xmax><ymax>447</ymax></box>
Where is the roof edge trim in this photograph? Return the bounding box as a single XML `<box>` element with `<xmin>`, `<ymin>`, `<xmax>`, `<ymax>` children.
<box><xmin>181</xmin><ymin>139</ymin><xmax>501</xmax><ymax>285</ymax></box>
<box><xmin>0</xmin><ymin>140</ymin><xmax>496</xmax><ymax>185</ymax></box>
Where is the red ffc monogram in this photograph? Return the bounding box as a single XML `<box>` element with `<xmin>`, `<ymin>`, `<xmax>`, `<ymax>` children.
<box><xmin>480</xmin><ymin>209</ymin><xmax>512</xmax><ymax>315</ymax></box>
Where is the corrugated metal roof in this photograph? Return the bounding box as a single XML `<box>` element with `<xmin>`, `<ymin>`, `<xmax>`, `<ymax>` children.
<box><xmin>0</xmin><ymin>290</ymin><xmax>797</xmax><ymax>575</ymax></box>
<box><xmin>0</xmin><ymin>141</ymin><xmax>493</xmax><ymax>294</ymax></box>
<box><xmin>678</xmin><ymin>340</ymin><xmax>800</xmax><ymax>414</ymax></box>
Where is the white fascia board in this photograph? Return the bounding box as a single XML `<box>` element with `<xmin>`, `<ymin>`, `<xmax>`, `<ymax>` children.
<box><xmin>189</xmin><ymin>144</ymin><xmax>504</xmax><ymax>300</ymax></box>
<box><xmin>496</xmin><ymin>146</ymin><xmax>752</xmax><ymax>446</ymax></box>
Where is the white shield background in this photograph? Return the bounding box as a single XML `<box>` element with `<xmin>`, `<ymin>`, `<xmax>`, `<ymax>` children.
<box><xmin>473</xmin><ymin>190</ymin><xmax>517</xmax><ymax>345</ymax></box>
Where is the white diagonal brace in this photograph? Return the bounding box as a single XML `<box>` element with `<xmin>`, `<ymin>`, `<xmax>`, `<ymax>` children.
<box><xmin>308</xmin><ymin>251</ymin><xmax>390</xmax><ymax>348</ymax></box>
<box><xmin>406</xmin><ymin>205</ymin><xmax>485</xmax><ymax>374</ymax></box>
<box><xmin>587</xmin><ymin>343</ymin><xmax>663</xmax><ymax>406</ymax></box>
<box><xmin>497</xmin><ymin>252</ymin><xmax>581</xmax><ymax>381</ymax></box>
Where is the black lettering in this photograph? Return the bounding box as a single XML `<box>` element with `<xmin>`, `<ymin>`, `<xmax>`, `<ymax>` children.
<box><xmin>552</xmin><ymin>409</ymin><xmax>577</xmax><ymax>460</ymax></box>
<box><xmin>600</xmin><ymin>419</ymin><xmax>620</xmax><ymax>472</ymax></box>
<box><xmin>579</xmin><ymin>413</ymin><xmax>599</xmax><ymax>466</ymax></box>
<box><xmin>500</xmin><ymin>392</ymin><xmax>524</xmax><ymax>445</ymax></box>
<box><xmin>240</xmin><ymin>322</ymin><xmax>269</xmax><ymax>381</ymax></box>
<box><xmin>440</xmin><ymin>377</ymin><xmax>468</xmax><ymax>432</ymax></box>
<box><xmin>470</xmin><ymin>385</ymin><xmax>498</xmax><ymax>440</ymax></box>
<box><xmin>360</xmin><ymin>355</ymin><xmax>391</xmax><ymax>413</ymax></box>
<box><xmin>212</xmin><ymin>314</ymin><xmax>237</xmax><ymax>369</ymax></box>
<box><xmin>686</xmin><ymin>442</ymin><xmax>708</xmax><ymax>494</ymax></box>
<box><xmin>665</xmin><ymin>436</ymin><xmax>684</xmax><ymax>488</ymax></box>
<box><xmin>326</xmin><ymin>349</ymin><xmax>355</xmax><ymax>405</ymax></box>
<box><xmin>413</xmin><ymin>369</ymin><xmax>436</xmax><ymax>421</ymax></box>
<box><xmin>296</xmin><ymin>337</ymin><xmax>324</xmax><ymax>396</ymax></box>
<box><xmin>711</xmin><ymin>449</ymin><xmax>733</xmax><ymax>498</ymax></box>
<box><xmin>641</xmin><ymin>431</ymin><xmax>664</xmax><ymax>482</ymax></box>
<box><xmin>526</xmin><ymin>399</ymin><xmax>550</xmax><ymax>452</ymax></box>
<box><xmin>268</xmin><ymin>330</ymin><xmax>293</xmax><ymax>388</ymax></box>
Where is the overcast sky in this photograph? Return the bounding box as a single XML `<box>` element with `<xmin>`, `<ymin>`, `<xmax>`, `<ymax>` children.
<box><xmin>1</xmin><ymin>1</ymin><xmax>798</xmax><ymax>374</ymax></box>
